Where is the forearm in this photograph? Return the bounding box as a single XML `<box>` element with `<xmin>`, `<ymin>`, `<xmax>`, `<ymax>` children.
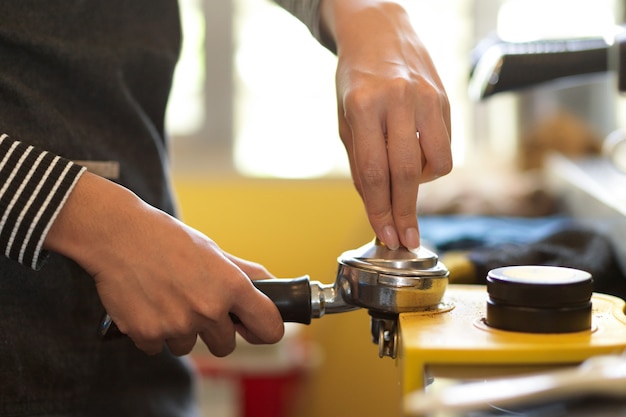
<box><xmin>0</xmin><ymin>134</ymin><xmax>160</xmax><ymax>275</ymax></box>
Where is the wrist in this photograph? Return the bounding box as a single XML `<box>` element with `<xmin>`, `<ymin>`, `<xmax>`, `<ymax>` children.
<box><xmin>320</xmin><ymin>0</ymin><xmax>410</xmax><ymax>52</ymax></box>
<box><xmin>43</xmin><ymin>171</ymin><xmax>146</xmax><ymax>272</ymax></box>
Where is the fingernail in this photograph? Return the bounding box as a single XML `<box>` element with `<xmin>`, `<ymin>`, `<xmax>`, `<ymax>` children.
<box><xmin>382</xmin><ymin>226</ymin><xmax>400</xmax><ymax>250</ymax></box>
<box><xmin>405</xmin><ymin>227</ymin><xmax>420</xmax><ymax>251</ymax></box>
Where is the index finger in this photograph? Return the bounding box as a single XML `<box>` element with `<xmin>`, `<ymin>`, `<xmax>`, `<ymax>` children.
<box><xmin>349</xmin><ymin>116</ymin><xmax>399</xmax><ymax>250</ymax></box>
<box><xmin>229</xmin><ymin>283</ymin><xmax>284</xmax><ymax>345</ymax></box>
<box><xmin>386</xmin><ymin>106</ymin><xmax>422</xmax><ymax>250</ymax></box>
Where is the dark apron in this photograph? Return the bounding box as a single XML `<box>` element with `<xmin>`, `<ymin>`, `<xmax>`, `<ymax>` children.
<box><xmin>0</xmin><ymin>1</ymin><xmax>199</xmax><ymax>415</ymax></box>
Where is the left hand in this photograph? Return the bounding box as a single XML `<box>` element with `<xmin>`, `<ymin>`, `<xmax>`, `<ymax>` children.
<box><xmin>320</xmin><ymin>0</ymin><xmax>452</xmax><ymax>251</ymax></box>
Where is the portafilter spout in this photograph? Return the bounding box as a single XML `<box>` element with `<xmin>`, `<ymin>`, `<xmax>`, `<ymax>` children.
<box><xmin>100</xmin><ymin>238</ymin><xmax>450</xmax><ymax>358</ymax></box>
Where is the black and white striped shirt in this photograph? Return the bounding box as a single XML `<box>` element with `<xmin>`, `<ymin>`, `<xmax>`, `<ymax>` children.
<box><xmin>0</xmin><ymin>134</ymin><xmax>85</xmax><ymax>270</ymax></box>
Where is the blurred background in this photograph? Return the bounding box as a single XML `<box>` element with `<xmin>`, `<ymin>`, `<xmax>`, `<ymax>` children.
<box><xmin>165</xmin><ymin>0</ymin><xmax>626</xmax><ymax>416</ymax></box>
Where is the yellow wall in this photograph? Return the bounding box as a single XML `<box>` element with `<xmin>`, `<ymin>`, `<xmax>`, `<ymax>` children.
<box><xmin>174</xmin><ymin>175</ymin><xmax>403</xmax><ymax>417</ymax></box>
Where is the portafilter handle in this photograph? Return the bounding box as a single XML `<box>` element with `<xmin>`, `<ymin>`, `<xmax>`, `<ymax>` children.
<box><xmin>99</xmin><ymin>276</ymin><xmax>357</xmax><ymax>340</ymax></box>
<box><xmin>243</xmin><ymin>276</ymin><xmax>358</xmax><ymax>319</ymax></box>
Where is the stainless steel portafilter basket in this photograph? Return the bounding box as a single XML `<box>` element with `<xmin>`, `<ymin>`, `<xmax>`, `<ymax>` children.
<box><xmin>100</xmin><ymin>238</ymin><xmax>450</xmax><ymax>358</ymax></box>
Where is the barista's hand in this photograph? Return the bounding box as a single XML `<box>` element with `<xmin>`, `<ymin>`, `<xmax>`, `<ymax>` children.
<box><xmin>320</xmin><ymin>0</ymin><xmax>452</xmax><ymax>250</ymax></box>
<box><xmin>44</xmin><ymin>172</ymin><xmax>284</xmax><ymax>357</ymax></box>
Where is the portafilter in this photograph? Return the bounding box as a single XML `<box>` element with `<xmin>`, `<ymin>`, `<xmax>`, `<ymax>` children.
<box><xmin>100</xmin><ymin>238</ymin><xmax>450</xmax><ymax>358</ymax></box>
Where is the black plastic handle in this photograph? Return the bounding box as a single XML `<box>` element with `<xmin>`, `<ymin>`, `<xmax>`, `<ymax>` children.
<box><xmin>99</xmin><ymin>276</ymin><xmax>313</xmax><ymax>340</ymax></box>
<box><xmin>249</xmin><ymin>276</ymin><xmax>312</xmax><ymax>324</ymax></box>
<box><xmin>471</xmin><ymin>35</ymin><xmax>610</xmax><ymax>99</ymax></box>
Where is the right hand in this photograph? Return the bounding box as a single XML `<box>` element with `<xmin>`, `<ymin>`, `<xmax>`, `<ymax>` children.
<box><xmin>320</xmin><ymin>0</ymin><xmax>453</xmax><ymax>251</ymax></box>
<box><xmin>45</xmin><ymin>172</ymin><xmax>285</xmax><ymax>356</ymax></box>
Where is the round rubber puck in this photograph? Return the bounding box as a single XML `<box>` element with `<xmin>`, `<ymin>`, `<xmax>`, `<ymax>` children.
<box><xmin>485</xmin><ymin>265</ymin><xmax>592</xmax><ymax>333</ymax></box>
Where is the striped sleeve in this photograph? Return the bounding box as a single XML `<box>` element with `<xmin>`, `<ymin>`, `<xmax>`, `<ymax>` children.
<box><xmin>0</xmin><ymin>134</ymin><xmax>86</xmax><ymax>270</ymax></box>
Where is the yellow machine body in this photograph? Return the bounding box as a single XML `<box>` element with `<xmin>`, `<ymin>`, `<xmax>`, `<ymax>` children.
<box><xmin>398</xmin><ymin>284</ymin><xmax>626</xmax><ymax>410</ymax></box>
